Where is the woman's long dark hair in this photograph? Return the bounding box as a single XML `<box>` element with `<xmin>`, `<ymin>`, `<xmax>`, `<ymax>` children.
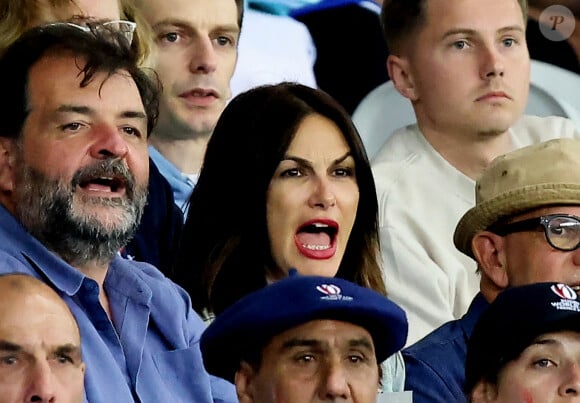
<box><xmin>173</xmin><ymin>82</ymin><xmax>385</xmax><ymax>316</ymax></box>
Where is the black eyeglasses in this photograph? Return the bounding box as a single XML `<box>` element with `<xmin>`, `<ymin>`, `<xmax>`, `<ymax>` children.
<box><xmin>489</xmin><ymin>214</ymin><xmax>580</xmax><ymax>252</ymax></box>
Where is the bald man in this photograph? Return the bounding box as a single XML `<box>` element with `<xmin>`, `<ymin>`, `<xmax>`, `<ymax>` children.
<box><xmin>0</xmin><ymin>274</ymin><xmax>85</xmax><ymax>403</ymax></box>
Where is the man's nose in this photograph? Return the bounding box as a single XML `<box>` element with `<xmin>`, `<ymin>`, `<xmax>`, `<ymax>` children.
<box><xmin>89</xmin><ymin>125</ymin><xmax>129</xmax><ymax>160</ymax></box>
<box><xmin>318</xmin><ymin>362</ymin><xmax>351</xmax><ymax>400</ymax></box>
<box><xmin>26</xmin><ymin>361</ymin><xmax>57</xmax><ymax>403</ymax></box>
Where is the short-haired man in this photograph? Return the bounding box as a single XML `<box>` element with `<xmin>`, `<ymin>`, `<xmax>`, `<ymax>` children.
<box><xmin>0</xmin><ymin>274</ymin><xmax>85</xmax><ymax>403</ymax></box>
<box><xmin>0</xmin><ymin>24</ymin><xmax>235</xmax><ymax>401</ymax></box>
<box><xmin>136</xmin><ymin>0</ymin><xmax>243</xmax><ymax>212</ymax></box>
<box><xmin>403</xmin><ymin>138</ymin><xmax>580</xmax><ymax>402</ymax></box>
<box><xmin>201</xmin><ymin>270</ymin><xmax>409</xmax><ymax>402</ymax></box>
<box><xmin>373</xmin><ymin>0</ymin><xmax>580</xmax><ymax>345</ymax></box>
<box><xmin>466</xmin><ymin>282</ymin><xmax>580</xmax><ymax>402</ymax></box>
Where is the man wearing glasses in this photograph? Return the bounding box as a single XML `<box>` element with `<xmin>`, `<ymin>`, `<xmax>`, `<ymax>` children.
<box><xmin>403</xmin><ymin>138</ymin><xmax>580</xmax><ymax>402</ymax></box>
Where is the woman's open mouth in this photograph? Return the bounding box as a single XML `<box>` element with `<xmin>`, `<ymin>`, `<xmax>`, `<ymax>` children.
<box><xmin>294</xmin><ymin>219</ymin><xmax>338</xmax><ymax>259</ymax></box>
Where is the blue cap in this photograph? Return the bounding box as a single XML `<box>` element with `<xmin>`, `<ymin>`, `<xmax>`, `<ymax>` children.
<box><xmin>200</xmin><ymin>269</ymin><xmax>408</xmax><ymax>383</ymax></box>
<box><xmin>465</xmin><ymin>282</ymin><xmax>580</xmax><ymax>394</ymax></box>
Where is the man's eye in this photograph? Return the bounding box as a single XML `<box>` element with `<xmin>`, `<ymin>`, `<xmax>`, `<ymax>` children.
<box><xmin>347</xmin><ymin>354</ymin><xmax>366</xmax><ymax>364</ymax></box>
<box><xmin>0</xmin><ymin>356</ymin><xmax>18</xmax><ymax>365</ymax></box>
<box><xmin>550</xmin><ymin>226</ymin><xmax>564</xmax><ymax>235</ymax></box>
<box><xmin>160</xmin><ymin>32</ymin><xmax>180</xmax><ymax>43</ymax></box>
<box><xmin>56</xmin><ymin>355</ymin><xmax>73</xmax><ymax>364</ymax></box>
<box><xmin>216</xmin><ymin>36</ymin><xmax>233</xmax><ymax>46</ymax></box>
<box><xmin>452</xmin><ymin>40</ymin><xmax>468</xmax><ymax>50</ymax></box>
<box><xmin>60</xmin><ymin>122</ymin><xmax>83</xmax><ymax>132</ymax></box>
<box><xmin>122</xmin><ymin>126</ymin><xmax>142</xmax><ymax>138</ymax></box>
<box><xmin>503</xmin><ymin>38</ymin><xmax>515</xmax><ymax>47</ymax></box>
<box><xmin>296</xmin><ymin>354</ymin><xmax>315</xmax><ymax>363</ymax></box>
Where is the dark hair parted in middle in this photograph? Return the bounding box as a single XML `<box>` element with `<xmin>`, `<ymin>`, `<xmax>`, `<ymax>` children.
<box><xmin>173</xmin><ymin>82</ymin><xmax>386</xmax><ymax>316</ymax></box>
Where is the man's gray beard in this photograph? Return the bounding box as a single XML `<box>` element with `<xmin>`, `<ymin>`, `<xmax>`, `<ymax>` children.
<box><xmin>13</xmin><ymin>159</ymin><xmax>148</xmax><ymax>268</ymax></box>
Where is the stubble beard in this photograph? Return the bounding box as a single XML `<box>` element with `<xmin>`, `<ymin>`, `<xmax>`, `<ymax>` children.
<box><xmin>153</xmin><ymin>98</ymin><xmax>216</xmax><ymax>141</ymax></box>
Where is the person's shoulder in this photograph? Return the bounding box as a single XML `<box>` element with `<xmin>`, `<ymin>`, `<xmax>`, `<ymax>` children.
<box><xmin>372</xmin><ymin>124</ymin><xmax>424</xmax><ymax>165</ymax></box>
<box><xmin>403</xmin><ymin>317</ymin><xmax>470</xmax><ymax>402</ymax></box>
<box><xmin>511</xmin><ymin>115</ymin><xmax>579</xmax><ymax>142</ymax></box>
<box><xmin>403</xmin><ymin>317</ymin><xmax>465</xmax><ymax>360</ymax></box>
<box><xmin>372</xmin><ymin>124</ymin><xmax>458</xmax><ymax>203</ymax></box>
<box><xmin>114</xmin><ymin>258</ymin><xmax>187</xmax><ymax>301</ymax></box>
<box><xmin>0</xmin><ymin>251</ymin><xmax>36</xmax><ymax>275</ymax></box>
<box><xmin>114</xmin><ymin>258</ymin><xmax>206</xmax><ymax>334</ymax></box>
<box><xmin>371</xmin><ymin>125</ymin><xmax>427</xmax><ymax>189</ymax></box>
<box><xmin>403</xmin><ymin>292</ymin><xmax>488</xmax><ymax>364</ymax></box>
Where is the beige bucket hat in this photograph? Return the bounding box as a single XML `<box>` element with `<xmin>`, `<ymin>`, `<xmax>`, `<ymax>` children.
<box><xmin>454</xmin><ymin>138</ymin><xmax>580</xmax><ymax>258</ymax></box>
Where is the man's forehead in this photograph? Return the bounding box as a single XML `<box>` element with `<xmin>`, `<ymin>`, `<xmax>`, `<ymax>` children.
<box><xmin>423</xmin><ymin>0</ymin><xmax>525</xmax><ymax>31</ymax></box>
<box><xmin>512</xmin><ymin>205</ymin><xmax>580</xmax><ymax>220</ymax></box>
<box><xmin>29</xmin><ymin>52</ymin><xmax>124</xmax><ymax>86</ymax></box>
<box><xmin>272</xmin><ymin>319</ymin><xmax>374</xmax><ymax>349</ymax></box>
<box><xmin>27</xmin><ymin>53</ymin><xmax>144</xmax><ymax>113</ymax></box>
<box><xmin>0</xmin><ymin>308</ymin><xmax>81</xmax><ymax>346</ymax></box>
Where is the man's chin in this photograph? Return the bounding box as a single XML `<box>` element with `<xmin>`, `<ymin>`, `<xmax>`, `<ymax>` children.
<box><xmin>473</xmin><ymin>114</ymin><xmax>519</xmax><ymax>137</ymax></box>
<box><xmin>78</xmin><ymin>217</ymin><xmax>136</xmax><ymax>242</ymax></box>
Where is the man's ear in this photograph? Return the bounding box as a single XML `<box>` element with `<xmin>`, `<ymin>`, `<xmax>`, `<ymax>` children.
<box><xmin>472</xmin><ymin>231</ymin><xmax>509</xmax><ymax>290</ymax></box>
<box><xmin>470</xmin><ymin>379</ymin><xmax>498</xmax><ymax>403</ymax></box>
<box><xmin>235</xmin><ymin>361</ymin><xmax>257</xmax><ymax>403</ymax></box>
<box><xmin>0</xmin><ymin>137</ymin><xmax>17</xmax><ymax>194</ymax></box>
<box><xmin>386</xmin><ymin>54</ymin><xmax>418</xmax><ymax>101</ymax></box>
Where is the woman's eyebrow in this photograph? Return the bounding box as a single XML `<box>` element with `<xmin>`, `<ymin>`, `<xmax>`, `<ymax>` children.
<box><xmin>282</xmin><ymin>152</ymin><xmax>353</xmax><ymax>166</ymax></box>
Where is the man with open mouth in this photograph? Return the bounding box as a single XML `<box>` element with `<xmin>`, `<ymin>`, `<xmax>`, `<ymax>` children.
<box><xmin>0</xmin><ymin>23</ymin><xmax>236</xmax><ymax>402</ymax></box>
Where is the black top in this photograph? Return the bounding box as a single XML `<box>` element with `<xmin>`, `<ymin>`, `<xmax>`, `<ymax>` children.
<box><xmin>527</xmin><ymin>17</ymin><xmax>580</xmax><ymax>75</ymax></box>
<box><xmin>293</xmin><ymin>2</ymin><xmax>390</xmax><ymax>114</ymax></box>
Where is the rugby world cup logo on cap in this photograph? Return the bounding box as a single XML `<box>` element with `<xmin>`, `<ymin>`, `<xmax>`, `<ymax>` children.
<box><xmin>316</xmin><ymin>284</ymin><xmax>341</xmax><ymax>295</ymax></box>
<box><xmin>551</xmin><ymin>283</ymin><xmax>577</xmax><ymax>300</ymax></box>
<box><xmin>550</xmin><ymin>283</ymin><xmax>580</xmax><ymax>313</ymax></box>
<box><xmin>316</xmin><ymin>283</ymin><xmax>353</xmax><ymax>302</ymax></box>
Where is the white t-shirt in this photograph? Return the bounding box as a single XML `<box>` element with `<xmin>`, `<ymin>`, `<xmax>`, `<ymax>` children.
<box><xmin>372</xmin><ymin>115</ymin><xmax>580</xmax><ymax>345</ymax></box>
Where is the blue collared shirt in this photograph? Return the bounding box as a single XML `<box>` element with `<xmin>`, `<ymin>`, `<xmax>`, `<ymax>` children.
<box><xmin>0</xmin><ymin>205</ymin><xmax>236</xmax><ymax>402</ymax></box>
<box><xmin>149</xmin><ymin>146</ymin><xmax>196</xmax><ymax>215</ymax></box>
<box><xmin>402</xmin><ymin>293</ymin><xmax>489</xmax><ymax>403</ymax></box>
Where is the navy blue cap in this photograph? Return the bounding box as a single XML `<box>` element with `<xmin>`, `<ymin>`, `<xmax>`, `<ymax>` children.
<box><xmin>200</xmin><ymin>269</ymin><xmax>408</xmax><ymax>383</ymax></box>
<box><xmin>465</xmin><ymin>282</ymin><xmax>580</xmax><ymax>394</ymax></box>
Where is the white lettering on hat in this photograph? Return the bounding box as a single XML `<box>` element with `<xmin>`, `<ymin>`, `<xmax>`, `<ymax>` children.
<box><xmin>551</xmin><ymin>283</ymin><xmax>578</xmax><ymax>300</ymax></box>
<box><xmin>551</xmin><ymin>299</ymin><xmax>580</xmax><ymax>312</ymax></box>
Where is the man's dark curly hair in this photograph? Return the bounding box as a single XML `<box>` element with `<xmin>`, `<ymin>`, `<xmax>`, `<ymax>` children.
<box><xmin>0</xmin><ymin>23</ymin><xmax>161</xmax><ymax>140</ymax></box>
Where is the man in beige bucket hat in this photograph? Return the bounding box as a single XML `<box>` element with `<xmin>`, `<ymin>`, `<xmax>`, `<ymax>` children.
<box><xmin>402</xmin><ymin>138</ymin><xmax>580</xmax><ymax>402</ymax></box>
<box><xmin>455</xmin><ymin>138</ymin><xmax>580</xmax><ymax>258</ymax></box>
